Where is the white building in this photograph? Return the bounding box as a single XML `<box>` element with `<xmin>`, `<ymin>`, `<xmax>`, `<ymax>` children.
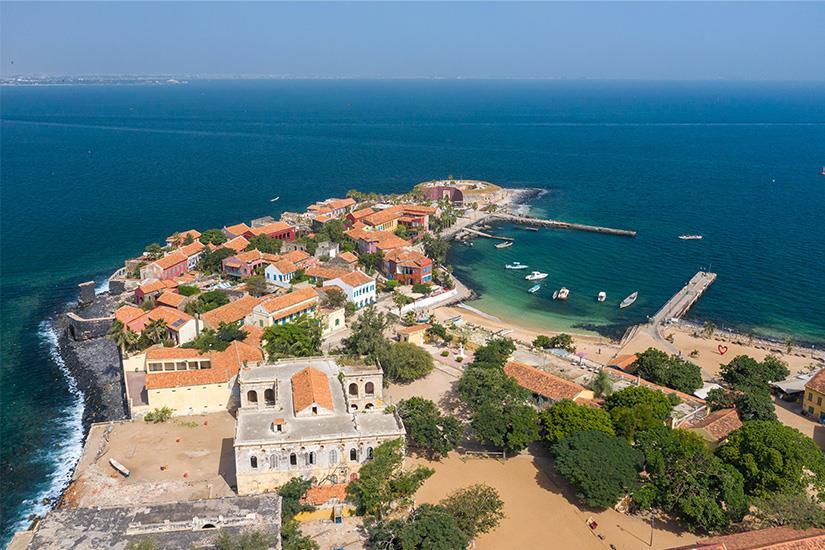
<box><xmin>323</xmin><ymin>270</ymin><xmax>376</xmax><ymax>309</ymax></box>
<box><xmin>234</xmin><ymin>358</ymin><xmax>405</xmax><ymax>495</ymax></box>
<box><xmin>264</xmin><ymin>259</ymin><xmax>299</xmax><ymax>288</ymax></box>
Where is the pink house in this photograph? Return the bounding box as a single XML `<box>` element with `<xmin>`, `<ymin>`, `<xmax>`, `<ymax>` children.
<box><xmin>139</xmin><ymin>251</ymin><xmax>188</xmax><ymax>280</ymax></box>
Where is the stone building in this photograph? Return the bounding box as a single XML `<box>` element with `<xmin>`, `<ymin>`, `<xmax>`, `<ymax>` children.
<box><xmin>234</xmin><ymin>358</ymin><xmax>405</xmax><ymax>495</ymax></box>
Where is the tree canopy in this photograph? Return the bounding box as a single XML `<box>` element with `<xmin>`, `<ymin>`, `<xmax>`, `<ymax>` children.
<box><xmin>199</xmin><ymin>229</ymin><xmax>228</xmax><ymax>245</ymax></box>
<box><xmin>631</xmin><ymin>348</ymin><xmax>703</xmax><ymax>394</ymax></box>
<box><xmin>340</xmin><ymin>305</ymin><xmax>391</xmax><ymax>360</ymax></box>
<box><xmin>378</xmin><ymin>342</ymin><xmax>434</xmax><ymax>383</ymax></box>
<box><xmin>553</xmin><ymin>430</ymin><xmax>643</xmax><ymax>509</ymax></box>
<box><xmin>470</xmin><ymin>401</ymin><xmax>539</xmax><ymax>455</ymax></box>
<box><xmin>262</xmin><ymin>316</ymin><xmax>322</xmax><ymax>360</ymax></box>
<box><xmin>539</xmin><ymin>400</ymin><xmax>615</xmax><ymax>446</ymax></box>
<box><xmin>184</xmin><ymin>289</ymin><xmax>230</xmax><ymax>315</ymax></box>
<box><xmin>398</xmin><ymin>397</ymin><xmax>463</xmax><ymax>459</ymax></box>
<box><xmin>181</xmin><ymin>322</ymin><xmax>247</xmax><ymax>353</ymax></box>
<box><xmin>245</xmin><ymin>234</ymin><xmax>282</xmax><ymax>254</ymax></box>
<box><xmin>720</xmin><ymin>355</ymin><xmax>789</xmax><ymax>389</ymax></box>
<box><xmin>438</xmin><ymin>484</ymin><xmax>505</xmax><ymax>540</ymax></box>
<box><xmin>532</xmin><ymin>333</ymin><xmax>576</xmax><ymax>353</ymax></box>
<box><xmin>197</xmin><ymin>248</ymin><xmax>236</xmax><ymax>275</ymax></box>
<box><xmin>603</xmin><ymin>386</ymin><xmax>675</xmax><ymax>439</ymax></box>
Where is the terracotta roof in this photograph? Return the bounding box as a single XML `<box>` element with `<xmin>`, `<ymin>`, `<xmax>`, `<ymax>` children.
<box><xmin>152</xmin><ymin>251</ymin><xmax>187</xmax><ymax>271</ymax></box>
<box><xmin>258</xmin><ymin>287</ymin><xmax>318</xmax><ymax>314</ymax></box>
<box><xmin>805</xmin><ymin>368</ymin><xmax>825</xmax><ymax>395</ymax></box>
<box><xmin>145</xmin><ymin>340</ymin><xmax>262</xmax><ymax>389</ymax></box>
<box><xmin>504</xmin><ymin>361</ymin><xmax>587</xmax><ymax>401</ymax></box>
<box><xmin>397</xmin><ymin>324</ymin><xmax>429</xmax><ymax>334</ymax></box>
<box><xmin>138</xmin><ymin>279</ymin><xmax>178</xmax><ymax>295</ymax></box>
<box><xmin>327</xmin><ymin>197</ymin><xmax>356</xmax><ymax>210</ymax></box>
<box><xmin>375</xmin><ymin>234</ymin><xmax>411</xmax><ymax>252</ymax></box>
<box><xmin>609</xmin><ymin>354</ymin><xmax>639</xmax><ymax>371</ymax></box>
<box><xmin>314</xmin><ymin>214</ymin><xmax>332</xmax><ymax>223</ymax></box>
<box><xmin>201</xmin><ymin>295</ymin><xmax>264</xmax><ymax>328</ymax></box>
<box><xmin>269</xmin><ymin>259</ymin><xmax>298</xmax><ymax>275</ymax></box>
<box><xmin>609</xmin><ymin>368</ymin><xmax>705</xmax><ymax>405</ymax></box>
<box><xmin>156</xmin><ymin>291</ymin><xmax>186</xmax><ymax>309</ymax></box>
<box><xmin>307</xmin><ymin>266</ymin><xmax>350</xmax><ymax>281</ymax></box>
<box><xmin>166</xmin><ymin>229</ymin><xmax>201</xmax><ymax>243</ymax></box>
<box><xmin>384</xmin><ymin>248</ymin><xmax>431</xmax><ymax>268</ymax></box>
<box><xmin>178</xmin><ymin>241</ymin><xmax>205</xmax><ymax>258</ymax></box>
<box><xmin>401</xmin><ymin>204</ymin><xmax>437</xmax><ymax>215</ymax></box>
<box><xmin>300</xmin><ymin>484</ymin><xmax>349</xmax><ymax>506</ymax></box>
<box><xmin>687</xmin><ymin>408</ymin><xmax>743</xmax><ymax>442</ymax></box>
<box><xmin>126</xmin><ymin>306</ymin><xmax>194</xmax><ymax>333</ymax></box>
<box><xmin>291</xmin><ymin>367</ymin><xmax>334</xmax><ymax>414</ymax></box>
<box><xmin>223</xmin><ymin>236</ymin><xmax>250</xmax><ymax>253</ymax></box>
<box><xmin>280</xmin><ymin>250</ymin><xmax>311</xmax><ymax>265</ymax></box>
<box><xmin>242</xmin><ymin>324</ymin><xmax>265</xmax><ymax>349</ymax></box>
<box><xmin>349</xmin><ymin>207</ymin><xmax>375</xmax><ymax>220</ymax></box>
<box><xmin>338</xmin><ymin>251</ymin><xmax>358</xmax><ymax>264</ymax></box>
<box><xmin>336</xmin><ymin>270</ymin><xmax>373</xmax><ymax>288</ymax></box>
<box><xmin>232</xmin><ymin>249</ymin><xmax>280</xmax><ymax>265</ymax></box>
<box><xmin>248</xmin><ymin>221</ymin><xmax>293</xmax><ymax>237</ymax></box>
<box><xmin>224</xmin><ymin>223</ymin><xmax>251</xmax><ymax>236</ymax></box>
<box><xmin>364</xmin><ymin>206</ymin><xmax>402</xmax><ymax>226</ymax></box>
<box><xmin>667</xmin><ymin>526</ymin><xmax>825</xmax><ymax>550</ymax></box>
<box><xmin>115</xmin><ymin>305</ymin><xmax>144</xmax><ymax>325</ymax></box>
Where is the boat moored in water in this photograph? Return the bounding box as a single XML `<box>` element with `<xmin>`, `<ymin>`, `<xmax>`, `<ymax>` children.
<box><xmin>495</xmin><ymin>241</ymin><xmax>514</xmax><ymax>249</ymax></box>
<box><xmin>597</xmin><ymin>291</ymin><xmax>606</xmax><ymax>302</ymax></box>
<box><xmin>678</xmin><ymin>235</ymin><xmax>703</xmax><ymax>240</ymax></box>
<box><xmin>553</xmin><ymin>287</ymin><xmax>570</xmax><ymax>301</ymax></box>
<box><xmin>506</xmin><ymin>261</ymin><xmax>528</xmax><ymax>270</ymax></box>
<box><xmin>525</xmin><ymin>271</ymin><xmax>549</xmax><ymax>281</ymax></box>
<box><xmin>528</xmin><ymin>284</ymin><xmax>541</xmax><ymax>294</ymax></box>
<box><xmin>620</xmin><ymin>291</ymin><xmax>638</xmax><ymax>309</ymax></box>
<box><xmin>270</xmin><ymin>196</ymin><xmax>280</xmax><ymax>202</ymax></box>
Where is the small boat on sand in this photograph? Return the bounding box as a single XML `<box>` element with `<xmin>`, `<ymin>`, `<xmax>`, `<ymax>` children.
<box><xmin>495</xmin><ymin>241</ymin><xmax>514</xmax><ymax>249</ymax></box>
<box><xmin>620</xmin><ymin>291</ymin><xmax>638</xmax><ymax>309</ymax></box>
<box><xmin>525</xmin><ymin>271</ymin><xmax>548</xmax><ymax>281</ymax></box>
<box><xmin>553</xmin><ymin>287</ymin><xmax>570</xmax><ymax>301</ymax></box>
<box><xmin>109</xmin><ymin>458</ymin><xmax>130</xmax><ymax>477</ymax></box>
<box><xmin>506</xmin><ymin>261</ymin><xmax>528</xmax><ymax>270</ymax></box>
<box><xmin>679</xmin><ymin>235</ymin><xmax>703</xmax><ymax>240</ymax></box>
<box><xmin>528</xmin><ymin>284</ymin><xmax>541</xmax><ymax>294</ymax></box>
<box><xmin>597</xmin><ymin>291</ymin><xmax>606</xmax><ymax>302</ymax></box>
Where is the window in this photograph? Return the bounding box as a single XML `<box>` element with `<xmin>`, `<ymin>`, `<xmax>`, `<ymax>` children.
<box><xmin>348</xmin><ymin>383</ymin><xmax>359</xmax><ymax>396</ymax></box>
<box><xmin>247</xmin><ymin>390</ymin><xmax>258</xmax><ymax>404</ymax></box>
<box><xmin>329</xmin><ymin>449</ymin><xmax>338</xmax><ymax>464</ymax></box>
<box><xmin>335</xmin><ymin>318</ymin><xmax>340</xmax><ymax>327</ymax></box>
<box><xmin>290</xmin><ymin>453</ymin><xmax>297</xmax><ymax>466</ymax></box>
<box><xmin>264</xmin><ymin>388</ymin><xmax>275</xmax><ymax>405</ymax></box>
<box><xmin>809</xmin><ymin>406</ymin><xmax>815</xmax><ymax>414</ymax></box>
<box><xmin>819</xmin><ymin>397</ymin><xmax>823</xmax><ymax>406</ymax></box>
<box><xmin>350</xmin><ymin>448</ymin><xmax>357</xmax><ymax>461</ymax></box>
<box><xmin>809</xmin><ymin>392</ymin><xmax>813</xmax><ymax>401</ymax></box>
<box><xmin>365</xmin><ymin>403</ymin><xmax>374</xmax><ymax>410</ymax></box>
<box><xmin>270</xmin><ymin>454</ymin><xmax>278</xmax><ymax>469</ymax></box>
<box><xmin>307</xmin><ymin>451</ymin><xmax>316</xmax><ymax>466</ymax></box>
<box><xmin>365</xmin><ymin>382</ymin><xmax>374</xmax><ymax>395</ymax></box>
<box><xmin>250</xmin><ymin>456</ymin><xmax>258</xmax><ymax>469</ymax></box>
<box><xmin>367</xmin><ymin>447</ymin><xmax>374</xmax><ymax>460</ymax></box>
<box><xmin>311</xmin><ymin>406</ymin><xmax>318</xmax><ymax>415</ymax></box>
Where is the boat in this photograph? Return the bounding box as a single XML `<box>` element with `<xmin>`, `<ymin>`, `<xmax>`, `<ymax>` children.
<box><xmin>678</xmin><ymin>235</ymin><xmax>703</xmax><ymax>240</ymax></box>
<box><xmin>109</xmin><ymin>458</ymin><xmax>130</xmax><ymax>478</ymax></box>
<box><xmin>597</xmin><ymin>291</ymin><xmax>606</xmax><ymax>302</ymax></box>
<box><xmin>821</xmin><ymin>166</ymin><xmax>825</xmax><ymax>176</ymax></box>
<box><xmin>270</xmin><ymin>196</ymin><xmax>280</xmax><ymax>202</ymax></box>
<box><xmin>505</xmin><ymin>261</ymin><xmax>528</xmax><ymax>270</ymax></box>
<box><xmin>524</xmin><ymin>227</ymin><xmax>539</xmax><ymax>232</ymax></box>
<box><xmin>495</xmin><ymin>241</ymin><xmax>514</xmax><ymax>249</ymax></box>
<box><xmin>619</xmin><ymin>291</ymin><xmax>638</xmax><ymax>309</ymax></box>
<box><xmin>525</xmin><ymin>271</ymin><xmax>549</xmax><ymax>281</ymax></box>
<box><xmin>553</xmin><ymin>287</ymin><xmax>570</xmax><ymax>301</ymax></box>
<box><xmin>462</xmin><ymin>240</ymin><xmax>474</xmax><ymax>247</ymax></box>
<box><xmin>528</xmin><ymin>284</ymin><xmax>541</xmax><ymax>294</ymax></box>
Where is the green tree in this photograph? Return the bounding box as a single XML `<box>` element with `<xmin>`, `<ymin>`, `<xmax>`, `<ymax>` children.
<box><xmin>126</xmin><ymin>538</ymin><xmax>156</xmax><ymax>550</ymax></box>
<box><xmin>347</xmin><ymin>439</ymin><xmax>434</xmax><ymax>518</ymax></box>
<box><xmin>720</xmin><ymin>355</ymin><xmax>789</xmax><ymax>389</ymax></box>
<box><xmin>199</xmin><ymin>228</ymin><xmax>228</xmax><ymax>245</ymax></box>
<box><xmin>245</xmin><ymin>234</ymin><xmax>282</xmax><ymax>254</ymax></box>
<box><xmin>603</xmin><ymin>385</ymin><xmax>675</xmax><ymax>439</ymax></box>
<box><xmin>634</xmin><ymin>426</ymin><xmax>748</xmax><ymax>532</ymax></box>
<box><xmin>398</xmin><ymin>397</ymin><xmax>463</xmax><ymax>459</ymax></box>
<box><xmin>182</xmin><ymin>322</ymin><xmax>248</xmax><ymax>353</ymax></box>
<box><xmin>142</xmin><ymin>319</ymin><xmax>168</xmax><ymax>345</ymax></box>
<box><xmin>457</xmin><ymin>366</ymin><xmax>528</xmax><ymax>410</ymax></box>
<box><xmin>324</xmin><ymin>286</ymin><xmax>346</xmax><ymax>308</ymax></box>
<box><xmin>244</xmin><ymin>274</ymin><xmax>268</xmax><ymax>297</ymax></box>
<box><xmin>632</xmin><ymin>348</ymin><xmax>703</xmax><ymax>394</ymax></box>
<box><xmin>717</xmin><ymin>420</ymin><xmax>825</xmax><ymax>500</ymax></box>
<box><xmin>532</xmin><ymin>335</ymin><xmax>552</xmax><ymax>349</ymax></box>
<box><xmin>706</xmin><ymin>387</ymin><xmax>738</xmax><ymax>411</ymax></box>
<box><xmin>378</xmin><ymin>342</ymin><xmax>434</xmax><ymax>383</ymax></box>
<box><xmin>702</xmin><ymin>320</ymin><xmax>716</xmax><ymax>339</ymax></box>
<box><xmin>177</xmin><ymin>284</ymin><xmax>200</xmax><ymax>297</ymax></box>
<box><xmin>394</xmin><ymin>224</ymin><xmax>409</xmax><ymax>239</ymax></box>
<box><xmin>411</xmin><ymin>282</ymin><xmax>432</xmax><ymax>295</ymax></box>
<box><xmin>539</xmin><ymin>400</ymin><xmax>615</xmax><ymax>446</ymax></box>
<box><xmin>751</xmin><ymin>492</ymin><xmax>825</xmax><ymax>529</ymax></box>
<box><xmin>358</xmin><ymin>251</ymin><xmax>384</xmax><ymax>273</ymax></box>
<box><xmin>317</xmin><ymin>218</ymin><xmax>346</xmax><ymax>243</ymax></box>
<box><xmin>215</xmin><ymin>529</ymin><xmax>278</xmax><ymax>550</ymax></box>
<box><xmin>107</xmin><ymin>320</ymin><xmax>128</xmax><ymax>350</ymax></box>
<box><xmin>144</xmin><ymin>243</ymin><xmax>163</xmax><ymax>260</ymax></box>
<box><xmin>553</xmin><ymin>430</ymin><xmax>642</xmax><ymax>509</ymax></box>
<box><xmin>144</xmin><ymin>407</ymin><xmax>173</xmax><ymax>423</ymax></box>
<box><xmin>470</xmin><ymin>401</ymin><xmax>539</xmax><ymax>455</ymax></box>
<box><xmin>426</xmin><ymin>323</ymin><xmax>452</xmax><ymax>344</ymax></box>
<box><xmin>422</xmin><ymin>234</ymin><xmax>450</xmax><ymax>264</ymax></box>
<box><xmin>340</xmin><ymin>305</ymin><xmax>391</xmax><ymax>359</ymax></box>
<box><xmin>262</xmin><ymin>316</ymin><xmax>322</xmax><ymax>360</ymax></box>
<box><xmin>197</xmin><ymin>247</ymin><xmax>237</xmax><ymax>274</ymax></box>
<box><xmin>470</xmin><ymin>337</ymin><xmax>515</xmax><ymax>369</ymax></box>
<box><xmin>735</xmin><ymin>387</ymin><xmax>777</xmax><ymax>421</ymax></box>
<box><xmin>185</xmin><ymin>289</ymin><xmax>230</xmax><ymax>315</ymax></box>
<box><xmin>397</xmin><ymin>504</ymin><xmax>470</xmax><ymax>550</ymax></box>
<box><xmin>591</xmin><ymin>369</ymin><xmax>614</xmax><ymax>398</ymax></box>
<box><xmin>439</xmin><ymin>484</ymin><xmax>505</xmax><ymax>539</ymax></box>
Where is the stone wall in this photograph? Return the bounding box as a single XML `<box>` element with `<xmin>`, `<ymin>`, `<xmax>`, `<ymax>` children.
<box><xmin>66</xmin><ymin>312</ymin><xmax>114</xmax><ymax>341</ymax></box>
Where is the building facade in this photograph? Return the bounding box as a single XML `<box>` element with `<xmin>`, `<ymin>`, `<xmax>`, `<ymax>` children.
<box><xmin>323</xmin><ymin>271</ymin><xmax>376</xmax><ymax>309</ymax></box>
<box><xmin>804</xmin><ymin>369</ymin><xmax>825</xmax><ymax>422</ymax></box>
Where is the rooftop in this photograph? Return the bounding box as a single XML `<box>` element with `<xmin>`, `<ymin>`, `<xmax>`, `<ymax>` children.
<box><xmin>291</xmin><ymin>367</ymin><xmax>335</xmax><ymax>414</ymax></box>
<box><xmin>156</xmin><ymin>291</ymin><xmax>186</xmax><ymax>309</ymax></box>
<box><xmin>224</xmin><ymin>222</ymin><xmax>251</xmax><ymax>236</ymax></box>
<box><xmin>201</xmin><ymin>295</ymin><xmax>264</xmax><ymax>328</ymax></box>
<box><xmin>258</xmin><ymin>287</ymin><xmax>318</xmax><ymax>314</ymax></box>
<box><xmin>151</xmin><ymin>251</ymin><xmax>187</xmax><ymax>270</ymax></box>
<box><xmin>686</xmin><ymin>408</ymin><xmax>743</xmax><ymax>442</ymax></box>
<box><xmin>805</xmin><ymin>368</ymin><xmax>825</xmax><ymax>394</ymax></box>
<box><xmin>504</xmin><ymin>361</ymin><xmax>588</xmax><ymax>401</ymax></box>
<box><xmin>335</xmin><ymin>270</ymin><xmax>374</xmax><ymax>288</ymax></box>
<box><xmin>667</xmin><ymin>526</ymin><xmax>825</xmax><ymax>550</ymax></box>
<box><xmin>222</xmin><ymin>236</ymin><xmax>250</xmax><ymax>253</ymax></box>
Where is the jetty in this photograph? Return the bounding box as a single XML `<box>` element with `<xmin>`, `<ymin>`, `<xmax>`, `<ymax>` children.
<box><xmin>461</xmin><ymin>227</ymin><xmax>515</xmax><ymax>241</ymax></box>
<box><xmin>491</xmin><ymin>213</ymin><xmax>637</xmax><ymax>237</ymax></box>
<box><xmin>651</xmin><ymin>271</ymin><xmax>717</xmax><ymax>325</ymax></box>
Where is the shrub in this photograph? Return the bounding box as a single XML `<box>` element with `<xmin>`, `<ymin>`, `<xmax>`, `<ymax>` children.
<box><xmin>144</xmin><ymin>407</ymin><xmax>173</xmax><ymax>423</ymax></box>
<box><xmin>440</xmin><ymin>350</ymin><xmax>449</xmax><ymax>357</ymax></box>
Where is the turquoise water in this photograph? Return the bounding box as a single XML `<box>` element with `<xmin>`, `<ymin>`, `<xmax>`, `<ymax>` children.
<box><xmin>1</xmin><ymin>80</ymin><xmax>824</xmax><ymax>542</ymax></box>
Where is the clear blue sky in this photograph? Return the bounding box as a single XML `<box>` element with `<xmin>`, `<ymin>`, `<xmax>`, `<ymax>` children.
<box><xmin>2</xmin><ymin>2</ymin><xmax>824</xmax><ymax>80</ymax></box>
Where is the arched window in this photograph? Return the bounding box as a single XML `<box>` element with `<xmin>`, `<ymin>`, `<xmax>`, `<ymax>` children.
<box><xmin>367</xmin><ymin>447</ymin><xmax>374</xmax><ymax>460</ymax></box>
<box><xmin>289</xmin><ymin>453</ymin><xmax>297</xmax><ymax>466</ymax></box>
<box><xmin>250</xmin><ymin>456</ymin><xmax>258</xmax><ymax>469</ymax></box>
<box><xmin>349</xmin><ymin>448</ymin><xmax>357</xmax><ymax>461</ymax></box>
<box><xmin>350</xmin><ymin>403</ymin><xmax>358</xmax><ymax>411</ymax></box>
<box><xmin>365</xmin><ymin>403</ymin><xmax>374</xmax><ymax>410</ymax></box>
<box><xmin>348</xmin><ymin>383</ymin><xmax>359</xmax><ymax>396</ymax></box>
<box><xmin>247</xmin><ymin>390</ymin><xmax>258</xmax><ymax>404</ymax></box>
<box><xmin>307</xmin><ymin>451</ymin><xmax>316</xmax><ymax>466</ymax></box>
<box><xmin>365</xmin><ymin>381</ymin><xmax>375</xmax><ymax>395</ymax></box>
<box><xmin>264</xmin><ymin>388</ymin><xmax>275</xmax><ymax>405</ymax></box>
<box><xmin>329</xmin><ymin>449</ymin><xmax>338</xmax><ymax>465</ymax></box>
<box><xmin>270</xmin><ymin>454</ymin><xmax>278</xmax><ymax>469</ymax></box>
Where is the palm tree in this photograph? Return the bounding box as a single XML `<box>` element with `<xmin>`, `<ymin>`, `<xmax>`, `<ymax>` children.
<box><xmin>107</xmin><ymin>320</ymin><xmax>127</xmax><ymax>349</ymax></box>
<box><xmin>143</xmin><ymin>319</ymin><xmax>169</xmax><ymax>344</ymax></box>
<box><xmin>702</xmin><ymin>320</ymin><xmax>716</xmax><ymax>339</ymax></box>
<box><xmin>747</xmin><ymin>330</ymin><xmax>756</xmax><ymax>345</ymax></box>
<box><xmin>123</xmin><ymin>330</ymin><xmax>141</xmax><ymax>353</ymax></box>
<box><xmin>784</xmin><ymin>336</ymin><xmax>793</xmax><ymax>354</ymax></box>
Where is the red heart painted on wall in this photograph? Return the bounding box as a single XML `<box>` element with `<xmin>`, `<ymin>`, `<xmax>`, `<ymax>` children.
<box><xmin>717</xmin><ymin>344</ymin><xmax>728</xmax><ymax>355</ymax></box>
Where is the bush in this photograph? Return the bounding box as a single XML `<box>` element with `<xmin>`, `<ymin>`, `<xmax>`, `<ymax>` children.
<box><xmin>144</xmin><ymin>407</ymin><xmax>173</xmax><ymax>423</ymax></box>
<box><xmin>378</xmin><ymin>342</ymin><xmax>434</xmax><ymax>383</ymax></box>
<box><xmin>440</xmin><ymin>350</ymin><xmax>449</xmax><ymax>357</ymax></box>
<box><xmin>603</xmin><ymin>386</ymin><xmax>674</xmax><ymax>439</ymax></box>
<box><xmin>455</xmin><ymin>356</ymin><xmax>463</xmax><ymax>363</ymax></box>
<box><xmin>411</xmin><ymin>282</ymin><xmax>432</xmax><ymax>295</ymax></box>
<box><xmin>177</xmin><ymin>284</ymin><xmax>200</xmax><ymax>297</ymax></box>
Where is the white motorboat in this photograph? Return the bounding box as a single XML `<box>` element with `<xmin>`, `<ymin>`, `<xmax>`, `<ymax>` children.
<box><xmin>597</xmin><ymin>291</ymin><xmax>607</xmax><ymax>302</ymax></box>
<box><xmin>525</xmin><ymin>271</ymin><xmax>548</xmax><ymax>281</ymax></box>
<box><xmin>495</xmin><ymin>241</ymin><xmax>514</xmax><ymax>249</ymax></box>
<box><xmin>506</xmin><ymin>261</ymin><xmax>528</xmax><ymax>270</ymax></box>
<box><xmin>553</xmin><ymin>287</ymin><xmax>570</xmax><ymax>301</ymax></box>
<box><xmin>678</xmin><ymin>235</ymin><xmax>703</xmax><ymax>240</ymax></box>
<box><xmin>620</xmin><ymin>291</ymin><xmax>638</xmax><ymax>309</ymax></box>
<box><xmin>270</xmin><ymin>196</ymin><xmax>280</xmax><ymax>202</ymax></box>
<box><xmin>528</xmin><ymin>284</ymin><xmax>541</xmax><ymax>294</ymax></box>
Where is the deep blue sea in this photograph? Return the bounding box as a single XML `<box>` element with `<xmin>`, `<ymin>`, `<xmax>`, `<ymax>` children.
<box><xmin>1</xmin><ymin>80</ymin><xmax>824</xmax><ymax>542</ymax></box>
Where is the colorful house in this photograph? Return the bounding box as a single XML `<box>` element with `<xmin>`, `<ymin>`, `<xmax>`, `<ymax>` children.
<box><xmin>201</xmin><ymin>295</ymin><xmax>265</xmax><ymax>329</ymax></box>
<box><xmin>140</xmin><ymin>251</ymin><xmax>189</xmax><ymax>281</ymax></box>
<box><xmin>264</xmin><ymin>259</ymin><xmax>299</xmax><ymax>288</ymax></box>
<box><xmin>222</xmin><ymin>235</ymin><xmax>251</xmax><ymax>253</ymax></box>
<box><xmin>223</xmin><ymin>222</ymin><xmax>252</xmax><ymax>239</ymax></box>
<box><xmin>397</xmin><ymin>324</ymin><xmax>428</xmax><ymax>346</ymax></box>
<box><xmin>323</xmin><ymin>271</ymin><xmax>376</xmax><ymax>309</ymax></box>
<box><xmin>248</xmin><ymin>287</ymin><xmax>320</xmax><ymax>328</ymax></box>
<box><xmin>346</xmin><ymin>207</ymin><xmax>375</xmax><ymax>226</ymax></box>
<box><xmin>685</xmin><ymin>408</ymin><xmax>743</xmax><ymax>449</ymax></box>
<box><xmin>309</xmin><ymin>197</ymin><xmax>356</xmax><ymax>218</ymax></box>
<box><xmin>804</xmin><ymin>369</ymin><xmax>825</xmax><ymax>423</ymax></box>
<box><xmin>124</xmin><ymin>306</ymin><xmax>199</xmax><ymax>345</ymax></box>
<box><xmin>165</xmin><ymin>229</ymin><xmax>201</xmax><ymax>247</ymax></box>
<box><xmin>156</xmin><ymin>290</ymin><xmax>186</xmax><ymax>310</ymax></box>
<box><xmin>222</xmin><ymin>250</ymin><xmax>280</xmax><ymax>278</ymax></box>
<box><xmin>382</xmin><ymin>248</ymin><xmax>433</xmax><ymax>285</ymax></box>
<box><xmin>245</xmin><ymin>221</ymin><xmax>296</xmax><ymax>242</ymax></box>
<box><xmin>178</xmin><ymin>240</ymin><xmax>206</xmax><ymax>270</ymax></box>
<box><xmin>362</xmin><ymin>206</ymin><xmax>402</xmax><ymax>232</ymax></box>
<box><xmin>134</xmin><ymin>279</ymin><xmax>178</xmax><ymax>304</ymax></box>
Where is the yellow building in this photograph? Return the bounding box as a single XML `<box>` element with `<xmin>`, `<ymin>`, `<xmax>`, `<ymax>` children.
<box><xmin>397</xmin><ymin>324</ymin><xmax>429</xmax><ymax>347</ymax></box>
<box><xmin>803</xmin><ymin>369</ymin><xmax>825</xmax><ymax>423</ymax></box>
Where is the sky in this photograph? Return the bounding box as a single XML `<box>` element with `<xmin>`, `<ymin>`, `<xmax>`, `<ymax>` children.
<box><xmin>1</xmin><ymin>2</ymin><xmax>824</xmax><ymax>80</ymax></box>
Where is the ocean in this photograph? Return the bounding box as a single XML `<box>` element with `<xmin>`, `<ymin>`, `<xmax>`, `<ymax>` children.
<box><xmin>1</xmin><ymin>80</ymin><xmax>824</xmax><ymax>542</ymax></box>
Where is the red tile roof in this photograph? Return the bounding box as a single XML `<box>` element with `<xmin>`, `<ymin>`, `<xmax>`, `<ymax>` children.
<box><xmin>384</xmin><ymin>248</ymin><xmax>431</xmax><ymax>268</ymax></box>
<box><xmin>686</xmin><ymin>408</ymin><xmax>743</xmax><ymax>443</ymax></box>
<box><xmin>364</xmin><ymin>206</ymin><xmax>402</xmax><ymax>226</ymax></box>
<box><xmin>126</xmin><ymin>306</ymin><xmax>194</xmax><ymax>333</ymax></box>
<box><xmin>327</xmin><ymin>197</ymin><xmax>356</xmax><ymax>210</ymax></box>
<box><xmin>258</xmin><ymin>287</ymin><xmax>318</xmax><ymax>314</ymax></box>
<box><xmin>269</xmin><ymin>259</ymin><xmax>298</xmax><ymax>275</ymax></box>
<box><xmin>291</xmin><ymin>367</ymin><xmax>334</xmax><ymax>414</ymax></box>
<box><xmin>336</xmin><ymin>270</ymin><xmax>373</xmax><ymax>288</ymax></box>
<box><xmin>504</xmin><ymin>361</ymin><xmax>588</xmax><ymax>401</ymax></box>
<box><xmin>223</xmin><ymin>236</ymin><xmax>250</xmax><ymax>253</ymax></box>
<box><xmin>609</xmin><ymin>368</ymin><xmax>705</xmax><ymax>405</ymax></box>
<box><xmin>349</xmin><ymin>207</ymin><xmax>375</xmax><ymax>221</ymax></box>
<box><xmin>178</xmin><ymin>241</ymin><xmax>205</xmax><ymax>258</ymax></box>
<box><xmin>201</xmin><ymin>295</ymin><xmax>264</xmax><ymax>328</ymax></box>
<box><xmin>338</xmin><ymin>251</ymin><xmax>358</xmax><ymax>264</ymax></box>
<box><xmin>608</xmin><ymin>354</ymin><xmax>639</xmax><ymax>371</ymax></box>
<box><xmin>115</xmin><ymin>305</ymin><xmax>144</xmax><ymax>325</ymax></box>
<box><xmin>667</xmin><ymin>527</ymin><xmax>825</xmax><ymax>550</ymax></box>
<box><xmin>248</xmin><ymin>221</ymin><xmax>293</xmax><ymax>237</ymax></box>
<box><xmin>156</xmin><ymin>291</ymin><xmax>186</xmax><ymax>309</ymax></box>
<box><xmin>138</xmin><ymin>279</ymin><xmax>178</xmax><ymax>295</ymax></box>
<box><xmin>145</xmin><ymin>340</ymin><xmax>262</xmax><ymax>389</ymax></box>
<box><xmin>375</xmin><ymin>234</ymin><xmax>411</xmax><ymax>252</ymax></box>
<box><xmin>280</xmin><ymin>250</ymin><xmax>311</xmax><ymax>265</ymax></box>
<box><xmin>805</xmin><ymin>368</ymin><xmax>825</xmax><ymax>395</ymax></box>
<box><xmin>224</xmin><ymin>223</ymin><xmax>251</xmax><ymax>236</ymax></box>
<box><xmin>307</xmin><ymin>266</ymin><xmax>350</xmax><ymax>281</ymax></box>
<box><xmin>397</xmin><ymin>324</ymin><xmax>429</xmax><ymax>334</ymax></box>
<box><xmin>166</xmin><ymin>229</ymin><xmax>201</xmax><ymax>243</ymax></box>
<box><xmin>152</xmin><ymin>251</ymin><xmax>187</xmax><ymax>271</ymax></box>
<box><xmin>300</xmin><ymin>484</ymin><xmax>349</xmax><ymax>506</ymax></box>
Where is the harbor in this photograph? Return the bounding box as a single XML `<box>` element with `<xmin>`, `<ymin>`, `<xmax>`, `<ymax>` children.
<box><xmin>490</xmin><ymin>213</ymin><xmax>637</xmax><ymax>237</ymax></box>
<box><xmin>651</xmin><ymin>270</ymin><xmax>717</xmax><ymax>325</ymax></box>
